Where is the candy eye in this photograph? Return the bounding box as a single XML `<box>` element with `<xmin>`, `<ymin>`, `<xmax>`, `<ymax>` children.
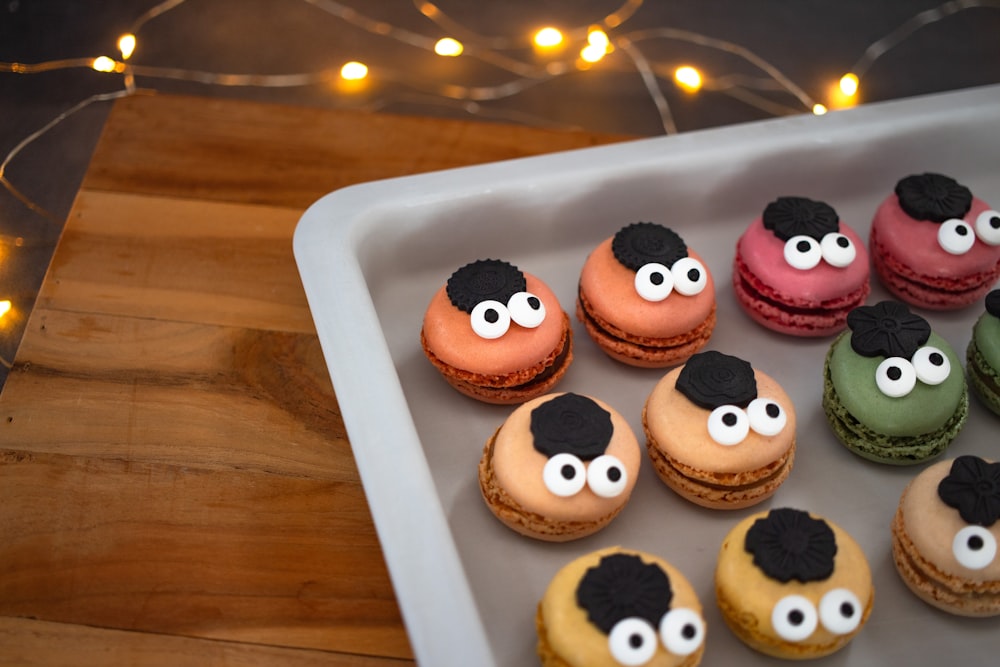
<box><xmin>952</xmin><ymin>525</ymin><xmax>997</xmax><ymax>570</ymax></box>
<box><xmin>587</xmin><ymin>454</ymin><xmax>628</xmax><ymax>498</ymax></box>
<box><xmin>707</xmin><ymin>405</ymin><xmax>750</xmax><ymax>446</ymax></box>
<box><xmin>507</xmin><ymin>291</ymin><xmax>546</xmax><ymax>328</ymax></box>
<box><xmin>975</xmin><ymin>209</ymin><xmax>1000</xmax><ymax>246</ymax></box>
<box><xmin>542</xmin><ymin>453</ymin><xmax>586</xmax><ymax>497</ymax></box>
<box><xmin>820</xmin><ymin>232</ymin><xmax>856</xmax><ymax>268</ymax></box>
<box><xmin>938</xmin><ymin>218</ymin><xmax>975</xmax><ymax>255</ymax></box>
<box><xmin>746</xmin><ymin>397</ymin><xmax>787</xmax><ymax>436</ymax></box>
<box><xmin>670</xmin><ymin>257</ymin><xmax>708</xmax><ymax>296</ymax></box>
<box><xmin>659</xmin><ymin>607</ymin><xmax>705</xmax><ymax>657</ymax></box>
<box><xmin>784</xmin><ymin>235</ymin><xmax>822</xmax><ymax>270</ymax></box>
<box><xmin>635</xmin><ymin>263</ymin><xmax>673</xmax><ymax>302</ymax></box>
<box><xmin>875</xmin><ymin>357</ymin><xmax>916</xmax><ymax>398</ymax></box>
<box><xmin>470</xmin><ymin>300</ymin><xmax>510</xmax><ymax>339</ymax></box>
<box><xmin>912</xmin><ymin>345</ymin><xmax>950</xmax><ymax>385</ymax></box>
<box><xmin>771</xmin><ymin>595</ymin><xmax>818</xmax><ymax>642</ymax></box>
<box><xmin>819</xmin><ymin>588</ymin><xmax>863</xmax><ymax>635</ymax></box>
<box><xmin>608</xmin><ymin>617</ymin><xmax>657</xmax><ymax>666</ymax></box>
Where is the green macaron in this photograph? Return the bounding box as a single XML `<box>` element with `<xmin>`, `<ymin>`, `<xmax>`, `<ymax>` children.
<box><xmin>822</xmin><ymin>300</ymin><xmax>968</xmax><ymax>464</ymax></box>
<box><xmin>966</xmin><ymin>289</ymin><xmax>1000</xmax><ymax>416</ymax></box>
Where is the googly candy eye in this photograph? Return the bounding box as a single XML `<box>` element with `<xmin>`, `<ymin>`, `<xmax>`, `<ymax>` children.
<box><xmin>771</xmin><ymin>595</ymin><xmax>818</xmax><ymax>642</ymax></box>
<box><xmin>784</xmin><ymin>235</ymin><xmax>822</xmax><ymax>270</ymax></box>
<box><xmin>659</xmin><ymin>607</ymin><xmax>705</xmax><ymax>657</ymax></box>
<box><xmin>608</xmin><ymin>617</ymin><xmax>658</xmax><ymax>666</ymax></box>
<box><xmin>911</xmin><ymin>345</ymin><xmax>950</xmax><ymax>385</ymax></box>
<box><xmin>470</xmin><ymin>300</ymin><xmax>511</xmax><ymax>339</ymax></box>
<box><xmin>670</xmin><ymin>257</ymin><xmax>708</xmax><ymax>296</ymax></box>
<box><xmin>937</xmin><ymin>218</ymin><xmax>976</xmax><ymax>255</ymax></box>
<box><xmin>975</xmin><ymin>209</ymin><xmax>1000</xmax><ymax>246</ymax></box>
<box><xmin>542</xmin><ymin>453</ymin><xmax>586</xmax><ymax>497</ymax></box>
<box><xmin>507</xmin><ymin>291</ymin><xmax>546</xmax><ymax>328</ymax></box>
<box><xmin>952</xmin><ymin>525</ymin><xmax>997</xmax><ymax>570</ymax></box>
<box><xmin>586</xmin><ymin>454</ymin><xmax>628</xmax><ymax>498</ymax></box>
<box><xmin>707</xmin><ymin>405</ymin><xmax>750</xmax><ymax>446</ymax></box>
<box><xmin>634</xmin><ymin>263</ymin><xmax>673</xmax><ymax>302</ymax></box>
<box><xmin>820</xmin><ymin>232</ymin><xmax>856</xmax><ymax>267</ymax></box>
<box><xmin>818</xmin><ymin>588</ymin><xmax>863</xmax><ymax>635</ymax></box>
<box><xmin>875</xmin><ymin>357</ymin><xmax>916</xmax><ymax>398</ymax></box>
<box><xmin>746</xmin><ymin>397</ymin><xmax>787</xmax><ymax>436</ymax></box>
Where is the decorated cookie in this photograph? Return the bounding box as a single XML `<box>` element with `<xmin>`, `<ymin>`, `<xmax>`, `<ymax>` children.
<box><xmin>870</xmin><ymin>173</ymin><xmax>1000</xmax><ymax>309</ymax></box>
<box><xmin>892</xmin><ymin>456</ymin><xmax>1000</xmax><ymax>616</ymax></box>
<box><xmin>538</xmin><ymin>546</ymin><xmax>706</xmax><ymax>667</ymax></box>
<box><xmin>967</xmin><ymin>289</ymin><xmax>1000</xmax><ymax>415</ymax></box>
<box><xmin>577</xmin><ymin>222</ymin><xmax>716</xmax><ymax>367</ymax></box>
<box><xmin>643</xmin><ymin>351</ymin><xmax>796</xmax><ymax>509</ymax></box>
<box><xmin>822</xmin><ymin>300</ymin><xmax>968</xmax><ymax>464</ymax></box>
<box><xmin>478</xmin><ymin>392</ymin><xmax>641</xmax><ymax>541</ymax></box>
<box><xmin>421</xmin><ymin>259</ymin><xmax>573</xmax><ymax>403</ymax></box>
<box><xmin>733</xmin><ymin>196</ymin><xmax>871</xmax><ymax>336</ymax></box>
<box><xmin>715</xmin><ymin>508</ymin><xmax>873</xmax><ymax>659</ymax></box>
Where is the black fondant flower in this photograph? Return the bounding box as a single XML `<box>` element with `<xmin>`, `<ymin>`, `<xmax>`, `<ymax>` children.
<box><xmin>675</xmin><ymin>350</ymin><xmax>757</xmax><ymax>409</ymax></box>
<box><xmin>576</xmin><ymin>553</ymin><xmax>673</xmax><ymax>634</ymax></box>
<box><xmin>612</xmin><ymin>222</ymin><xmax>688</xmax><ymax>271</ymax></box>
<box><xmin>762</xmin><ymin>196</ymin><xmax>839</xmax><ymax>241</ymax></box>
<box><xmin>744</xmin><ymin>508</ymin><xmax>838</xmax><ymax>583</ymax></box>
<box><xmin>938</xmin><ymin>456</ymin><xmax>1000</xmax><ymax>527</ymax></box>
<box><xmin>894</xmin><ymin>173</ymin><xmax>973</xmax><ymax>223</ymax></box>
<box><xmin>986</xmin><ymin>290</ymin><xmax>1000</xmax><ymax>319</ymax></box>
<box><xmin>530</xmin><ymin>393</ymin><xmax>613</xmax><ymax>460</ymax></box>
<box><xmin>446</xmin><ymin>259</ymin><xmax>527</xmax><ymax>313</ymax></box>
<box><xmin>847</xmin><ymin>300</ymin><xmax>931</xmax><ymax>359</ymax></box>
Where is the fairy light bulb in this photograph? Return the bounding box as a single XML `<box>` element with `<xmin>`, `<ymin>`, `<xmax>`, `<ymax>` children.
<box><xmin>674</xmin><ymin>66</ymin><xmax>703</xmax><ymax>93</ymax></box>
<box><xmin>580</xmin><ymin>43</ymin><xmax>607</xmax><ymax>63</ymax></box>
<box><xmin>0</xmin><ymin>300</ymin><xmax>11</xmax><ymax>319</ymax></box>
<box><xmin>534</xmin><ymin>27</ymin><xmax>563</xmax><ymax>49</ymax></box>
<box><xmin>340</xmin><ymin>61</ymin><xmax>368</xmax><ymax>81</ymax></box>
<box><xmin>434</xmin><ymin>37</ymin><xmax>463</xmax><ymax>56</ymax></box>
<box><xmin>839</xmin><ymin>73</ymin><xmax>859</xmax><ymax>97</ymax></box>
<box><xmin>118</xmin><ymin>33</ymin><xmax>136</xmax><ymax>60</ymax></box>
<box><xmin>587</xmin><ymin>28</ymin><xmax>610</xmax><ymax>49</ymax></box>
<box><xmin>91</xmin><ymin>56</ymin><xmax>117</xmax><ymax>73</ymax></box>
<box><xmin>812</xmin><ymin>103</ymin><xmax>828</xmax><ymax>115</ymax></box>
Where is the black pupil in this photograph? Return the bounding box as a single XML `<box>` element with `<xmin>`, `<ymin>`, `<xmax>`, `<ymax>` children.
<box><xmin>929</xmin><ymin>352</ymin><xmax>944</xmax><ymax>366</ymax></box>
<box><xmin>969</xmin><ymin>534</ymin><xmax>985</xmax><ymax>551</ymax></box>
<box><xmin>991</xmin><ymin>215</ymin><xmax>1000</xmax><ymax>230</ymax></box>
<box><xmin>650</xmin><ymin>272</ymin><xmax>664</xmax><ymax>286</ymax></box>
<box><xmin>560</xmin><ymin>464</ymin><xmax>576</xmax><ymax>480</ymax></box>
<box><xmin>527</xmin><ymin>296</ymin><xmax>540</xmax><ymax>310</ymax></box>
<box><xmin>788</xmin><ymin>609</ymin><xmax>805</xmax><ymax>626</ymax></box>
<box><xmin>765</xmin><ymin>403</ymin><xmax>780</xmax><ymax>418</ymax></box>
<box><xmin>840</xmin><ymin>602</ymin><xmax>855</xmax><ymax>618</ymax></box>
<box><xmin>837</xmin><ymin>236</ymin><xmax>850</xmax><ymax>248</ymax></box>
<box><xmin>796</xmin><ymin>240</ymin><xmax>812</xmax><ymax>253</ymax></box>
<box><xmin>607</xmin><ymin>467</ymin><xmax>622</xmax><ymax>482</ymax></box>
<box><xmin>722</xmin><ymin>412</ymin><xmax>738</xmax><ymax>427</ymax></box>
<box><xmin>682</xmin><ymin>624</ymin><xmax>697</xmax><ymax>640</ymax></box>
<box><xmin>485</xmin><ymin>308</ymin><xmax>499</xmax><ymax>324</ymax></box>
<box><xmin>687</xmin><ymin>268</ymin><xmax>700</xmax><ymax>282</ymax></box>
<box><xmin>887</xmin><ymin>366</ymin><xmax>902</xmax><ymax>381</ymax></box>
<box><xmin>629</xmin><ymin>633</ymin><xmax>644</xmax><ymax>649</ymax></box>
<box><xmin>956</xmin><ymin>224</ymin><xmax>969</xmax><ymax>236</ymax></box>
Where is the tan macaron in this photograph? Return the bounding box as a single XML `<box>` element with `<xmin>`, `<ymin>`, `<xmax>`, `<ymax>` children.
<box><xmin>715</xmin><ymin>508</ymin><xmax>874</xmax><ymax>659</ymax></box>
<box><xmin>892</xmin><ymin>455</ymin><xmax>1000</xmax><ymax>616</ymax></box>
<box><xmin>643</xmin><ymin>351</ymin><xmax>796</xmax><ymax>509</ymax></box>
<box><xmin>479</xmin><ymin>392</ymin><xmax>641</xmax><ymax>541</ymax></box>
<box><xmin>538</xmin><ymin>546</ymin><xmax>706</xmax><ymax>667</ymax></box>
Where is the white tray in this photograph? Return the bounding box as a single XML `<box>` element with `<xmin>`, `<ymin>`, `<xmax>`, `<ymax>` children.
<box><xmin>294</xmin><ymin>84</ymin><xmax>1000</xmax><ymax>666</ymax></box>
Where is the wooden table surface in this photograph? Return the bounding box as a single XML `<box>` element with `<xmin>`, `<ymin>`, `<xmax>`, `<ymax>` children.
<box><xmin>0</xmin><ymin>93</ymin><xmax>628</xmax><ymax>665</ymax></box>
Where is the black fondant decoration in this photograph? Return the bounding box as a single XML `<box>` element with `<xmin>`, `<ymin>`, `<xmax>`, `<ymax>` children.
<box><xmin>762</xmin><ymin>196</ymin><xmax>839</xmax><ymax>241</ymax></box>
<box><xmin>847</xmin><ymin>300</ymin><xmax>931</xmax><ymax>359</ymax></box>
<box><xmin>530</xmin><ymin>393</ymin><xmax>614</xmax><ymax>461</ymax></box>
<box><xmin>744</xmin><ymin>508</ymin><xmax>838</xmax><ymax>583</ymax></box>
<box><xmin>576</xmin><ymin>553</ymin><xmax>673</xmax><ymax>635</ymax></box>
<box><xmin>446</xmin><ymin>259</ymin><xmax>527</xmax><ymax>313</ymax></box>
<box><xmin>986</xmin><ymin>290</ymin><xmax>1000</xmax><ymax>319</ymax></box>
<box><xmin>895</xmin><ymin>173</ymin><xmax>973</xmax><ymax>223</ymax></box>
<box><xmin>938</xmin><ymin>455</ymin><xmax>1000</xmax><ymax>527</ymax></box>
<box><xmin>612</xmin><ymin>222</ymin><xmax>688</xmax><ymax>272</ymax></box>
<box><xmin>675</xmin><ymin>350</ymin><xmax>757</xmax><ymax>409</ymax></box>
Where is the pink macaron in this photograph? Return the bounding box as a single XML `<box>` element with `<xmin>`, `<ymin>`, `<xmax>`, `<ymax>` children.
<box><xmin>870</xmin><ymin>173</ymin><xmax>1000</xmax><ymax>310</ymax></box>
<box><xmin>733</xmin><ymin>196</ymin><xmax>870</xmax><ymax>336</ymax></box>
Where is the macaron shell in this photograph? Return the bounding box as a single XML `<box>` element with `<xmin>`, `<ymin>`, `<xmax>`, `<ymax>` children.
<box><xmin>715</xmin><ymin>512</ymin><xmax>873</xmax><ymax>658</ymax></box>
<box><xmin>538</xmin><ymin>546</ymin><xmax>704</xmax><ymax>667</ymax></box>
<box><xmin>968</xmin><ymin>313</ymin><xmax>1000</xmax><ymax>415</ymax></box>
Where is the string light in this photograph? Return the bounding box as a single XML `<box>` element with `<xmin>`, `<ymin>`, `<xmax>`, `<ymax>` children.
<box><xmin>434</xmin><ymin>37</ymin><xmax>463</xmax><ymax>57</ymax></box>
<box><xmin>340</xmin><ymin>61</ymin><xmax>368</xmax><ymax>81</ymax></box>
<box><xmin>839</xmin><ymin>72</ymin><xmax>859</xmax><ymax>97</ymax></box>
<box><xmin>812</xmin><ymin>103</ymin><xmax>828</xmax><ymax>115</ymax></box>
<box><xmin>91</xmin><ymin>56</ymin><xmax>118</xmax><ymax>73</ymax></box>
<box><xmin>0</xmin><ymin>301</ymin><xmax>10</xmax><ymax>320</ymax></box>
<box><xmin>118</xmin><ymin>33</ymin><xmax>137</xmax><ymax>60</ymax></box>
<box><xmin>533</xmin><ymin>27</ymin><xmax>564</xmax><ymax>49</ymax></box>
<box><xmin>673</xmin><ymin>66</ymin><xmax>703</xmax><ymax>93</ymax></box>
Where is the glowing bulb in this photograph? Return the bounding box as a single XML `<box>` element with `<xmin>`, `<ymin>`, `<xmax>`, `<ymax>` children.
<box><xmin>340</xmin><ymin>61</ymin><xmax>368</xmax><ymax>81</ymax></box>
<box><xmin>534</xmin><ymin>27</ymin><xmax>563</xmax><ymax>48</ymax></box>
<box><xmin>0</xmin><ymin>300</ymin><xmax>11</xmax><ymax>319</ymax></box>
<box><xmin>92</xmin><ymin>56</ymin><xmax>117</xmax><ymax>73</ymax></box>
<box><xmin>587</xmin><ymin>29</ymin><xmax>610</xmax><ymax>49</ymax></box>
<box><xmin>434</xmin><ymin>37</ymin><xmax>463</xmax><ymax>57</ymax></box>
<box><xmin>118</xmin><ymin>33</ymin><xmax>136</xmax><ymax>60</ymax></box>
<box><xmin>839</xmin><ymin>73</ymin><xmax>859</xmax><ymax>97</ymax></box>
<box><xmin>812</xmin><ymin>104</ymin><xmax>828</xmax><ymax>115</ymax></box>
<box><xmin>674</xmin><ymin>66</ymin><xmax>703</xmax><ymax>93</ymax></box>
<box><xmin>580</xmin><ymin>43</ymin><xmax>607</xmax><ymax>63</ymax></box>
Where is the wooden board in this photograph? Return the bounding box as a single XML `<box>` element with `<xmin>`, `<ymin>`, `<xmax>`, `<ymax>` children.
<box><xmin>0</xmin><ymin>93</ymin><xmax>628</xmax><ymax>663</ymax></box>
